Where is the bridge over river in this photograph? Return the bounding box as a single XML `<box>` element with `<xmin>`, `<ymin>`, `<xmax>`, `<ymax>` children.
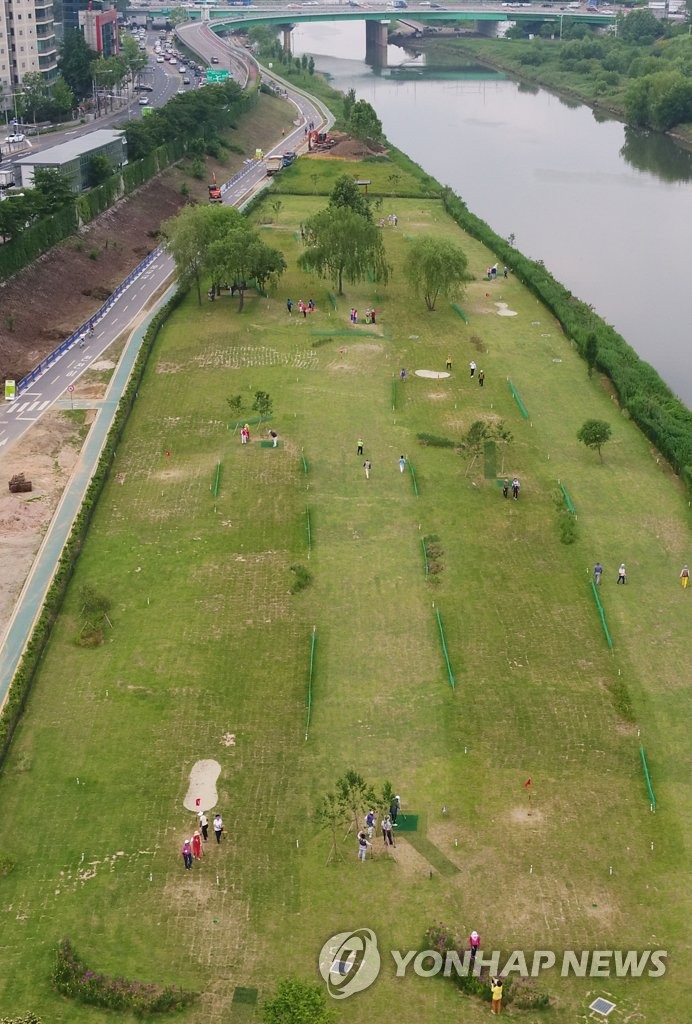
<box><xmin>128</xmin><ymin>3</ymin><xmax>616</xmax><ymax>64</ymax></box>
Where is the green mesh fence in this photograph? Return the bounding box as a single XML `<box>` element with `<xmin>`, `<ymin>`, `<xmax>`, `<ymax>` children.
<box><xmin>305</xmin><ymin>627</ymin><xmax>317</xmax><ymax>739</ymax></box>
<box><xmin>305</xmin><ymin>507</ymin><xmax>312</xmax><ymax>553</ymax></box>
<box><xmin>451</xmin><ymin>303</ymin><xmax>469</xmax><ymax>323</ymax></box>
<box><xmin>639</xmin><ymin>745</ymin><xmax>656</xmax><ymax>811</ymax></box>
<box><xmin>590</xmin><ymin>580</ymin><xmax>613</xmax><ymax>650</ymax></box>
<box><xmin>212</xmin><ymin>461</ymin><xmax>222</xmax><ymax>498</ymax></box>
<box><xmin>301</xmin><ymin>452</ymin><xmax>308</xmax><ymax>475</ymax></box>
<box><xmin>435</xmin><ymin>608</ymin><xmax>455</xmax><ymax>690</ymax></box>
<box><xmin>421</xmin><ymin>538</ymin><xmax>429</xmax><ymax>579</ymax></box>
<box><xmin>507</xmin><ymin>378</ymin><xmax>529</xmax><ymax>420</ymax></box>
<box><xmin>559</xmin><ymin>481</ymin><xmax>576</xmax><ymax>514</ymax></box>
<box><xmin>408</xmin><ymin>459</ymin><xmax>419</xmax><ymax>496</ymax></box>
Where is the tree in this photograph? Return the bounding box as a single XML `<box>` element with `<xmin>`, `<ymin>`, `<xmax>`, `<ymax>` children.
<box><xmin>252</xmin><ymin>391</ymin><xmax>273</xmax><ymax>418</ymax></box>
<box><xmin>336</xmin><ymin>769</ymin><xmax>376</xmax><ymax>837</ymax></box>
<box><xmin>308</xmin><ymin>57</ymin><xmax>315</xmax><ymax>76</ymax></box>
<box><xmin>299</xmin><ymin>207</ymin><xmax>390</xmax><ymax>296</ymax></box>
<box><xmin>585</xmin><ymin>333</ymin><xmax>598</xmax><ymax>378</ymax></box>
<box><xmin>404</xmin><ymin>235</ymin><xmax>471</xmax><ymax>312</ymax></box>
<box><xmin>262</xmin><ymin>978</ymin><xmax>334</xmax><ymax>1024</ymax></box>
<box><xmin>315</xmin><ymin>791</ymin><xmax>347</xmax><ymax>864</ymax></box>
<box><xmin>343</xmin><ymin>87</ymin><xmax>356</xmax><ymax>123</ymax></box>
<box><xmin>17</xmin><ymin>72</ymin><xmax>51</xmax><ymax>123</ymax></box>
<box><xmin>348</xmin><ymin>99</ymin><xmax>382</xmax><ymax>147</ymax></box>
<box><xmin>87</xmin><ymin>154</ymin><xmax>114</xmax><ymax>188</ymax></box>
<box><xmin>168</xmin><ymin>5</ymin><xmax>190</xmax><ymax>25</ymax></box>
<box><xmin>32</xmin><ymin>168</ymin><xmax>75</xmax><ymax>212</ymax></box>
<box><xmin>52</xmin><ymin>77</ymin><xmax>75</xmax><ymax>118</ymax></box>
<box><xmin>577</xmin><ymin>419</ymin><xmax>612</xmax><ymax>462</ymax></box>
<box><xmin>208</xmin><ymin>226</ymin><xmax>286</xmax><ymax>312</ymax></box>
<box><xmin>59</xmin><ymin>28</ymin><xmax>97</xmax><ymax>99</ymax></box>
<box><xmin>162</xmin><ymin>204</ymin><xmax>220</xmax><ymax>305</ymax></box>
<box><xmin>617</xmin><ymin>8</ymin><xmax>664</xmax><ymax>44</ymax></box>
<box><xmin>329</xmin><ymin>173</ymin><xmax>371</xmax><ymax>221</ymax></box>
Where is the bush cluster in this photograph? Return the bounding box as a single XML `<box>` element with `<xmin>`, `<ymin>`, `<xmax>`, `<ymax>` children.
<box><xmin>53</xmin><ymin>938</ymin><xmax>196</xmax><ymax>1016</ymax></box>
<box><xmin>423</xmin><ymin>924</ymin><xmax>550</xmax><ymax>1010</ymax></box>
<box><xmin>439</xmin><ymin>188</ymin><xmax>692</xmax><ymax>491</ymax></box>
<box><xmin>0</xmin><ymin>291</ymin><xmax>184</xmax><ymax>768</ymax></box>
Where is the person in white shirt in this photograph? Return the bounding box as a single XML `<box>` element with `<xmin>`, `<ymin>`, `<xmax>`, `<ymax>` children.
<box><xmin>213</xmin><ymin>813</ymin><xmax>224</xmax><ymax>844</ymax></box>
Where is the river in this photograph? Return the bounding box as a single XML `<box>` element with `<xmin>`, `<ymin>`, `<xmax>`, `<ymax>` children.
<box><xmin>290</xmin><ymin>21</ymin><xmax>692</xmax><ymax>407</ymax></box>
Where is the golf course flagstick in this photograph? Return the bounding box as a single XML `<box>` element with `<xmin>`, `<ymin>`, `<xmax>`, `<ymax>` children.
<box><xmin>524</xmin><ymin>777</ymin><xmax>532</xmax><ymax>816</ymax></box>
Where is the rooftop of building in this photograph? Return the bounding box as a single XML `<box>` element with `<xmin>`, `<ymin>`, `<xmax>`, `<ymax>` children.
<box><xmin>17</xmin><ymin>129</ymin><xmax>126</xmax><ymax>166</ymax></box>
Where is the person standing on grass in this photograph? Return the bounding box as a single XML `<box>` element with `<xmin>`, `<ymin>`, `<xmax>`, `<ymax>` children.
<box><xmin>594</xmin><ymin>562</ymin><xmax>603</xmax><ymax>586</ymax></box>
<box><xmin>490</xmin><ymin>977</ymin><xmax>503</xmax><ymax>1014</ymax></box>
<box><xmin>617</xmin><ymin>563</ymin><xmax>627</xmax><ymax>585</ymax></box>
<box><xmin>502</xmin><ymin>479</ymin><xmax>509</xmax><ymax>499</ymax></box>
<box><xmin>366</xmin><ymin>810</ymin><xmax>376</xmax><ymax>840</ymax></box>
<box><xmin>213</xmin><ymin>813</ymin><xmax>224</xmax><ymax>844</ymax></box>
<box><xmin>446</xmin><ymin>355</ymin><xmax>452</xmax><ymax>370</ymax></box>
<box><xmin>469</xmin><ymin>930</ymin><xmax>481</xmax><ymax>961</ymax></box>
<box><xmin>478</xmin><ymin>369</ymin><xmax>485</xmax><ymax>387</ymax></box>
<box><xmin>399</xmin><ymin>455</ymin><xmax>406</xmax><ymax>474</ymax></box>
<box><xmin>382</xmin><ymin>815</ymin><xmax>395</xmax><ymax>848</ymax></box>
<box><xmin>470</xmin><ymin>360</ymin><xmax>477</xmax><ymax>378</ymax></box>
<box><xmin>389</xmin><ymin>795</ymin><xmax>401</xmax><ymax>825</ymax></box>
<box><xmin>357</xmin><ymin>830</ymin><xmax>371</xmax><ymax>862</ymax></box>
<box><xmin>286</xmin><ymin>298</ymin><xmax>293</xmax><ymax>316</ymax></box>
<box><xmin>268</xmin><ymin>429</ymin><xmax>278</xmax><ymax>447</ymax></box>
<box><xmin>357</xmin><ymin>438</ymin><xmax>364</xmax><ymax>456</ymax></box>
<box><xmin>198</xmin><ymin>811</ymin><xmax>209</xmax><ymax>842</ymax></box>
<box><xmin>182</xmin><ymin>839</ymin><xmax>193</xmax><ymax>870</ymax></box>
<box><xmin>363</xmin><ymin>459</ymin><xmax>372</xmax><ymax>480</ymax></box>
<box><xmin>192</xmin><ymin>831</ymin><xmax>203</xmax><ymax>861</ymax></box>
<box><xmin>512</xmin><ymin>478</ymin><xmax>520</xmax><ymax>500</ymax></box>
<box><xmin>680</xmin><ymin>564</ymin><xmax>689</xmax><ymax>589</ymax></box>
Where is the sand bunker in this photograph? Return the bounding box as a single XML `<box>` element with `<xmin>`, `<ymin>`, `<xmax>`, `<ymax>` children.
<box><xmin>183</xmin><ymin>759</ymin><xmax>221</xmax><ymax>812</ymax></box>
<box><xmin>495</xmin><ymin>303</ymin><xmax>518</xmax><ymax>317</ymax></box>
<box><xmin>415</xmin><ymin>370</ymin><xmax>450</xmax><ymax>379</ymax></box>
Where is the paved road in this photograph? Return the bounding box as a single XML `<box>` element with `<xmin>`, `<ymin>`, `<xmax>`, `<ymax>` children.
<box><xmin>0</xmin><ymin>52</ymin><xmax>332</xmax><ymax>707</ymax></box>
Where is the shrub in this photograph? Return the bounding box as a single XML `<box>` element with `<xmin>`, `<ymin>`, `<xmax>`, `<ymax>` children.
<box><xmin>290</xmin><ymin>564</ymin><xmax>313</xmax><ymax>594</ymax></box>
<box><xmin>558</xmin><ymin>511</ymin><xmax>578</xmax><ymax>545</ymax></box>
<box><xmin>53</xmin><ymin>938</ymin><xmax>197</xmax><ymax>1015</ymax></box>
<box><xmin>417</xmin><ymin>433</ymin><xmax>458</xmax><ymax>449</ymax></box>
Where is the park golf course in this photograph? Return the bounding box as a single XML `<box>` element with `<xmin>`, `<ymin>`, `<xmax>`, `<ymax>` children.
<box><xmin>0</xmin><ymin>151</ymin><xmax>689</xmax><ymax>1024</ymax></box>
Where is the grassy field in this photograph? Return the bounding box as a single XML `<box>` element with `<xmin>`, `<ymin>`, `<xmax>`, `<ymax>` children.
<box><xmin>0</xmin><ymin>168</ymin><xmax>688</xmax><ymax>1024</ymax></box>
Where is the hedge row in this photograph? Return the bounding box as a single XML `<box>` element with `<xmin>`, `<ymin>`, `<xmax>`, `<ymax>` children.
<box><xmin>0</xmin><ymin>289</ymin><xmax>184</xmax><ymax>767</ymax></box>
<box><xmin>438</xmin><ymin>187</ymin><xmax>692</xmax><ymax>490</ymax></box>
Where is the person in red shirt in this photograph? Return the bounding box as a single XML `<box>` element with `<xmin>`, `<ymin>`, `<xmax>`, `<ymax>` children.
<box><xmin>469</xmin><ymin>930</ymin><xmax>480</xmax><ymax>961</ymax></box>
<box><xmin>192</xmin><ymin>831</ymin><xmax>203</xmax><ymax>860</ymax></box>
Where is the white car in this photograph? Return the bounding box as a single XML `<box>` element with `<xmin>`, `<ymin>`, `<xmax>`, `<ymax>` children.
<box><xmin>138</xmin><ymin>96</ymin><xmax>149</xmax><ymax>106</ymax></box>
<box><xmin>5</xmin><ymin>133</ymin><xmax>25</xmax><ymax>144</ymax></box>
<box><xmin>156</xmin><ymin>56</ymin><xmax>165</xmax><ymax>62</ymax></box>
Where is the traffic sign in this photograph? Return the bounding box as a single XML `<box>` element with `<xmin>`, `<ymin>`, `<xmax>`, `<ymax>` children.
<box><xmin>205</xmin><ymin>69</ymin><xmax>230</xmax><ymax>83</ymax></box>
<box><xmin>67</xmin><ymin>385</ymin><xmax>74</xmax><ymax>393</ymax></box>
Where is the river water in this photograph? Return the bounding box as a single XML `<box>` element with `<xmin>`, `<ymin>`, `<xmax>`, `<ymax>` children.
<box><xmin>291</xmin><ymin>22</ymin><xmax>692</xmax><ymax>406</ymax></box>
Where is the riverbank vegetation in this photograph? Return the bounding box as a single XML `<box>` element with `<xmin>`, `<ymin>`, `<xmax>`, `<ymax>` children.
<box><xmin>413</xmin><ymin>15</ymin><xmax>692</xmax><ymax>138</ymax></box>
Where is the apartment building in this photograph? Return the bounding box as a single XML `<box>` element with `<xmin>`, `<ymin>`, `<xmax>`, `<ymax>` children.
<box><xmin>0</xmin><ymin>0</ymin><xmax>58</xmax><ymax>99</ymax></box>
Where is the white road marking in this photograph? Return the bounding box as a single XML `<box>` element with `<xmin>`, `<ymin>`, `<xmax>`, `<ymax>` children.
<box><xmin>27</xmin><ymin>401</ymin><xmax>39</xmax><ymax>412</ymax></box>
<box><xmin>38</xmin><ymin>401</ymin><xmax>50</xmax><ymax>411</ymax></box>
<box><xmin>14</xmin><ymin>402</ymin><xmax>29</xmax><ymax>413</ymax></box>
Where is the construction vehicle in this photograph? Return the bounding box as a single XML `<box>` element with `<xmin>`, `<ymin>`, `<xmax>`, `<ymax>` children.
<box><xmin>208</xmin><ymin>173</ymin><xmax>222</xmax><ymax>203</ymax></box>
<box><xmin>307</xmin><ymin>130</ymin><xmax>335</xmax><ymax>152</ymax></box>
<box><xmin>265</xmin><ymin>155</ymin><xmax>284</xmax><ymax>176</ymax></box>
<box><xmin>282</xmin><ymin>151</ymin><xmax>297</xmax><ymax>167</ymax></box>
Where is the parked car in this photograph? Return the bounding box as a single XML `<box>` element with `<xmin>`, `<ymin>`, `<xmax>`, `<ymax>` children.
<box><xmin>138</xmin><ymin>97</ymin><xmax>149</xmax><ymax>106</ymax></box>
<box><xmin>157</xmin><ymin>56</ymin><xmax>165</xmax><ymax>62</ymax></box>
<box><xmin>183</xmin><ymin>77</ymin><xmax>191</xmax><ymax>84</ymax></box>
<box><xmin>4</xmin><ymin>133</ymin><xmax>25</xmax><ymax>144</ymax></box>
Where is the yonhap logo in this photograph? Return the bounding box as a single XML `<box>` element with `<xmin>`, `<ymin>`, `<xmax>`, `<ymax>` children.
<box><xmin>318</xmin><ymin>928</ymin><xmax>381</xmax><ymax>999</ymax></box>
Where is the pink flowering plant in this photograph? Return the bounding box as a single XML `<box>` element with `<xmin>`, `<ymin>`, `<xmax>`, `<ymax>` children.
<box><xmin>53</xmin><ymin>938</ymin><xmax>197</xmax><ymax>1016</ymax></box>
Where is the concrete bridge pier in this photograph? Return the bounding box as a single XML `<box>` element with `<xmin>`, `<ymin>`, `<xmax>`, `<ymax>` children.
<box><xmin>279</xmin><ymin>24</ymin><xmax>293</xmax><ymax>55</ymax></box>
<box><xmin>365</xmin><ymin>20</ymin><xmax>388</xmax><ymax>68</ymax></box>
<box><xmin>476</xmin><ymin>20</ymin><xmax>499</xmax><ymax>37</ymax></box>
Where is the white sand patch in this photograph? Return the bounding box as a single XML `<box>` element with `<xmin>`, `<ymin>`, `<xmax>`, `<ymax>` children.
<box><xmin>415</xmin><ymin>370</ymin><xmax>450</xmax><ymax>379</ymax></box>
<box><xmin>495</xmin><ymin>302</ymin><xmax>518</xmax><ymax>317</ymax></box>
<box><xmin>90</xmin><ymin>359</ymin><xmax>116</xmax><ymax>371</ymax></box>
<box><xmin>183</xmin><ymin>759</ymin><xmax>221</xmax><ymax>812</ymax></box>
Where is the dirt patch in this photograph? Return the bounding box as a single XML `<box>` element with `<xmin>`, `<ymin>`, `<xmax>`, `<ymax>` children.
<box><xmin>0</xmin><ymin>411</ymin><xmax>82</xmax><ymax>639</ymax></box>
<box><xmin>307</xmin><ymin>132</ymin><xmax>387</xmax><ymax>161</ymax></box>
<box><xmin>509</xmin><ymin>806</ymin><xmax>545</xmax><ymax>825</ymax></box>
<box><xmin>0</xmin><ymin>176</ymin><xmax>188</xmax><ymax>385</ymax></box>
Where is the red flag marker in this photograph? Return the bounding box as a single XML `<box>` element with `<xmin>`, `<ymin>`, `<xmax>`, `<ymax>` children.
<box><xmin>195</xmin><ymin>797</ymin><xmax>201</xmax><ymax>807</ymax></box>
<box><xmin>524</xmin><ymin>778</ymin><xmax>532</xmax><ymax>788</ymax></box>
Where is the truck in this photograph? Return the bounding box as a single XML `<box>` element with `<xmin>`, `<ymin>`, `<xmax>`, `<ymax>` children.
<box><xmin>208</xmin><ymin>173</ymin><xmax>222</xmax><ymax>203</ymax></box>
<box><xmin>265</xmin><ymin>155</ymin><xmax>284</xmax><ymax>176</ymax></box>
<box><xmin>282</xmin><ymin>151</ymin><xmax>297</xmax><ymax>167</ymax></box>
<box><xmin>0</xmin><ymin>167</ymin><xmax>16</xmax><ymax>188</ymax></box>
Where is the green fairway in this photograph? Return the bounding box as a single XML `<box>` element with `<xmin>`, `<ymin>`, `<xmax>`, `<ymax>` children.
<box><xmin>0</xmin><ymin>174</ymin><xmax>689</xmax><ymax>1024</ymax></box>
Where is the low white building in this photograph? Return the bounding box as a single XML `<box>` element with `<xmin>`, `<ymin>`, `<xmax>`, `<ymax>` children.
<box><xmin>17</xmin><ymin>129</ymin><xmax>127</xmax><ymax>192</ymax></box>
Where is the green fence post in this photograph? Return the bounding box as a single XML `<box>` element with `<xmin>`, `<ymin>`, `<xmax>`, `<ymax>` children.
<box><xmin>639</xmin><ymin>745</ymin><xmax>656</xmax><ymax>812</ymax></box>
<box><xmin>435</xmin><ymin>608</ymin><xmax>455</xmax><ymax>691</ymax></box>
<box><xmin>305</xmin><ymin>626</ymin><xmax>317</xmax><ymax>740</ymax></box>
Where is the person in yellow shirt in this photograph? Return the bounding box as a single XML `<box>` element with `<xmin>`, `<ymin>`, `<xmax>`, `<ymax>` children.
<box><xmin>490</xmin><ymin>977</ymin><xmax>503</xmax><ymax>1014</ymax></box>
